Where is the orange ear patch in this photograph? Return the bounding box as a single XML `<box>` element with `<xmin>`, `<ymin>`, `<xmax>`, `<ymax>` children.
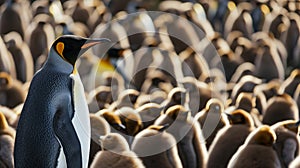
<box><xmin>56</xmin><ymin>42</ymin><xmax>64</xmax><ymax>57</ymax></box>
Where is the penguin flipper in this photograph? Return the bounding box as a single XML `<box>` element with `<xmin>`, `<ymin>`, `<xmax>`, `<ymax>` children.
<box><xmin>53</xmin><ymin>108</ymin><xmax>82</xmax><ymax>168</ymax></box>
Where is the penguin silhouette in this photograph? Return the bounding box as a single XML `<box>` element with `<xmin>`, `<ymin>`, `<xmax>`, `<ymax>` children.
<box><xmin>280</xmin><ymin>69</ymin><xmax>300</xmax><ymax>97</ymax></box>
<box><xmin>115</xmin><ymin>107</ymin><xmax>143</xmax><ymax>144</ymax></box>
<box><xmin>96</xmin><ymin>109</ymin><xmax>126</xmax><ymax>134</ymax></box>
<box><xmin>0</xmin><ymin>0</ymin><xmax>26</xmax><ymax>38</ymax></box>
<box><xmin>132</xmin><ymin>125</ymin><xmax>183</xmax><ymax>168</ymax></box>
<box><xmin>161</xmin><ymin>87</ymin><xmax>187</xmax><ymax>113</ymax></box>
<box><xmin>88</xmin><ymin>86</ymin><xmax>112</xmax><ymax>113</ymax></box>
<box><xmin>253</xmin><ymin>41</ymin><xmax>285</xmax><ymax>82</ymax></box>
<box><xmin>179</xmin><ymin>48</ymin><xmax>209</xmax><ymax>81</ymax></box>
<box><xmin>0</xmin><ymin>36</ymin><xmax>16</xmax><ymax>79</ymax></box>
<box><xmin>285</xmin><ymin>12</ymin><xmax>300</xmax><ymax>68</ymax></box>
<box><xmin>14</xmin><ymin>35</ymin><xmax>110</xmax><ymax>167</ymax></box>
<box><xmin>262</xmin><ymin>94</ymin><xmax>299</xmax><ymax>125</ymax></box>
<box><xmin>136</xmin><ymin>103</ymin><xmax>163</xmax><ymax>128</ymax></box>
<box><xmin>228</xmin><ymin>125</ymin><xmax>281</xmax><ymax>168</ymax></box>
<box><xmin>90</xmin><ymin>133</ymin><xmax>145</xmax><ymax>168</ymax></box>
<box><xmin>195</xmin><ymin>98</ymin><xmax>229</xmax><ymax>150</ymax></box>
<box><xmin>128</xmin><ymin>47</ymin><xmax>156</xmax><ymax>91</ymax></box>
<box><xmin>234</xmin><ymin>92</ymin><xmax>262</xmax><ymax>127</ymax></box>
<box><xmin>25</xmin><ymin>19</ymin><xmax>55</xmax><ymax>67</ymax></box>
<box><xmin>179</xmin><ymin>77</ymin><xmax>201</xmax><ymax>116</ymax></box>
<box><xmin>231</xmin><ymin>75</ymin><xmax>262</xmax><ymax>104</ymax></box>
<box><xmin>4</xmin><ymin>31</ymin><xmax>34</xmax><ymax>83</ymax></box>
<box><xmin>154</xmin><ymin>105</ymin><xmax>208</xmax><ymax>168</ymax></box>
<box><xmin>0</xmin><ymin>72</ymin><xmax>25</xmax><ymax>108</ymax></box>
<box><xmin>140</xmin><ymin>68</ymin><xmax>174</xmax><ymax>94</ymax></box>
<box><xmin>89</xmin><ymin>113</ymin><xmax>110</xmax><ymax>166</ymax></box>
<box><xmin>271</xmin><ymin>120</ymin><xmax>300</xmax><ymax>167</ymax></box>
<box><xmin>263</xmin><ymin>10</ymin><xmax>290</xmax><ymax>42</ymax></box>
<box><xmin>0</xmin><ymin>112</ymin><xmax>15</xmax><ymax>168</ymax></box>
<box><xmin>207</xmin><ymin>109</ymin><xmax>255</xmax><ymax>168</ymax></box>
<box><xmin>224</xmin><ymin>3</ymin><xmax>253</xmax><ymax>38</ymax></box>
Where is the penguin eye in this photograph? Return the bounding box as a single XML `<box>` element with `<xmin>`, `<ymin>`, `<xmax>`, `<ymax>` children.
<box><xmin>56</xmin><ymin>42</ymin><xmax>65</xmax><ymax>57</ymax></box>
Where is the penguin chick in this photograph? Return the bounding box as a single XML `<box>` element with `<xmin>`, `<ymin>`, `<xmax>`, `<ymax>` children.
<box><xmin>96</xmin><ymin>109</ymin><xmax>126</xmax><ymax>134</ymax></box>
<box><xmin>234</xmin><ymin>92</ymin><xmax>262</xmax><ymax>127</ymax></box>
<box><xmin>235</xmin><ymin>92</ymin><xmax>256</xmax><ymax>113</ymax></box>
<box><xmin>262</xmin><ymin>94</ymin><xmax>299</xmax><ymax>125</ymax></box>
<box><xmin>279</xmin><ymin>69</ymin><xmax>300</xmax><ymax>97</ymax></box>
<box><xmin>0</xmin><ymin>1</ymin><xmax>25</xmax><ymax>38</ymax></box>
<box><xmin>253</xmin><ymin>42</ymin><xmax>285</xmax><ymax>82</ymax></box>
<box><xmin>4</xmin><ymin>31</ymin><xmax>34</xmax><ymax>83</ymax></box>
<box><xmin>88</xmin><ymin>86</ymin><xmax>112</xmax><ymax>113</ymax></box>
<box><xmin>14</xmin><ymin>35</ymin><xmax>110</xmax><ymax>168</ymax></box>
<box><xmin>271</xmin><ymin>120</ymin><xmax>300</xmax><ymax>167</ymax></box>
<box><xmin>0</xmin><ymin>72</ymin><xmax>25</xmax><ymax>108</ymax></box>
<box><xmin>195</xmin><ymin>98</ymin><xmax>229</xmax><ymax>150</ymax></box>
<box><xmin>132</xmin><ymin>125</ymin><xmax>183</xmax><ymax>168</ymax></box>
<box><xmin>136</xmin><ymin>103</ymin><xmax>163</xmax><ymax>128</ymax></box>
<box><xmin>228</xmin><ymin>125</ymin><xmax>281</xmax><ymax>168</ymax></box>
<box><xmin>0</xmin><ymin>36</ymin><xmax>16</xmax><ymax>79</ymax></box>
<box><xmin>231</xmin><ymin>75</ymin><xmax>262</xmax><ymax>104</ymax></box>
<box><xmin>25</xmin><ymin>20</ymin><xmax>55</xmax><ymax>66</ymax></box>
<box><xmin>154</xmin><ymin>105</ymin><xmax>208</xmax><ymax>168</ymax></box>
<box><xmin>0</xmin><ymin>112</ymin><xmax>15</xmax><ymax>168</ymax></box>
<box><xmin>161</xmin><ymin>87</ymin><xmax>187</xmax><ymax>113</ymax></box>
<box><xmin>89</xmin><ymin>113</ymin><xmax>111</xmax><ymax>166</ymax></box>
<box><xmin>207</xmin><ymin>109</ymin><xmax>255</xmax><ymax>168</ymax></box>
<box><xmin>116</xmin><ymin>107</ymin><xmax>143</xmax><ymax>136</ymax></box>
<box><xmin>179</xmin><ymin>77</ymin><xmax>201</xmax><ymax>116</ymax></box>
<box><xmin>90</xmin><ymin>133</ymin><xmax>145</xmax><ymax>168</ymax></box>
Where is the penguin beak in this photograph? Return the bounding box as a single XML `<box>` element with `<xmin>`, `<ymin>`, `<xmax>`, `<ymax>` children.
<box><xmin>81</xmin><ymin>38</ymin><xmax>111</xmax><ymax>49</ymax></box>
<box><xmin>118</xmin><ymin>123</ymin><xmax>126</xmax><ymax>130</ymax></box>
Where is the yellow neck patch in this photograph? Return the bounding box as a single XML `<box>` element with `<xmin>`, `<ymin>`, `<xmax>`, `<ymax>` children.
<box><xmin>56</xmin><ymin>42</ymin><xmax>65</xmax><ymax>57</ymax></box>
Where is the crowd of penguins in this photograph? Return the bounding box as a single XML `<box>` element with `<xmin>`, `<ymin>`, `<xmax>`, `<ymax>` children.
<box><xmin>1</xmin><ymin>0</ymin><xmax>300</xmax><ymax>167</ymax></box>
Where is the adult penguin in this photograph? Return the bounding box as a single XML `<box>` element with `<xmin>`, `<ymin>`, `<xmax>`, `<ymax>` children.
<box><xmin>14</xmin><ymin>35</ymin><xmax>110</xmax><ymax>168</ymax></box>
<box><xmin>228</xmin><ymin>125</ymin><xmax>281</xmax><ymax>168</ymax></box>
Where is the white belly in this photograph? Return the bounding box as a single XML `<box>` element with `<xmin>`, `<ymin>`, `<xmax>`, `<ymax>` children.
<box><xmin>70</xmin><ymin>72</ymin><xmax>91</xmax><ymax>168</ymax></box>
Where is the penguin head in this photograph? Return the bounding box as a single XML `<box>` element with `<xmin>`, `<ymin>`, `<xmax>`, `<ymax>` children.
<box><xmin>97</xmin><ymin>109</ymin><xmax>126</xmax><ymax>133</ymax></box>
<box><xmin>227</xmin><ymin>109</ymin><xmax>254</xmax><ymax>127</ymax></box>
<box><xmin>99</xmin><ymin>133</ymin><xmax>130</xmax><ymax>152</ymax></box>
<box><xmin>165</xmin><ymin>105</ymin><xmax>190</xmax><ymax>121</ymax></box>
<box><xmin>206</xmin><ymin>98</ymin><xmax>224</xmax><ymax>114</ymax></box>
<box><xmin>148</xmin><ymin>124</ymin><xmax>170</xmax><ymax>132</ymax></box>
<box><xmin>273</xmin><ymin>120</ymin><xmax>300</xmax><ymax>135</ymax></box>
<box><xmin>246</xmin><ymin>125</ymin><xmax>276</xmax><ymax>146</ymax></box>
<box><xmin>51</xmin><ymin>35</ymin><xmax>110</xmax><ymax>66</ymax></box>
<box><xmin>168</xmin><ymin>87</ymin><xmax>187</xmax><ymax>104</ymax></box>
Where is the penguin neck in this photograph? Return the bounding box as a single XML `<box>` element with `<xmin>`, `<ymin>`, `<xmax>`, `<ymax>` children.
<box><xmin>44</xmin><ymin>49</ymin><xmax>74</xmax><ymax>74</ymax></box>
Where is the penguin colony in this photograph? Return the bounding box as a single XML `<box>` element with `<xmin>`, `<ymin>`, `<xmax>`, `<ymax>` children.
<box><xmin>0</xmin><ymin>0</ymin><xmax>300</xmax><ymax>168</ymax></box>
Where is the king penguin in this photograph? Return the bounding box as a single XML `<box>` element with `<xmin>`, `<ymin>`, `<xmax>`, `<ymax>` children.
<box><xmin>14</xmin><ymin>35</ymin><xmax>110</xmax><ymax>168</ymax></box>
